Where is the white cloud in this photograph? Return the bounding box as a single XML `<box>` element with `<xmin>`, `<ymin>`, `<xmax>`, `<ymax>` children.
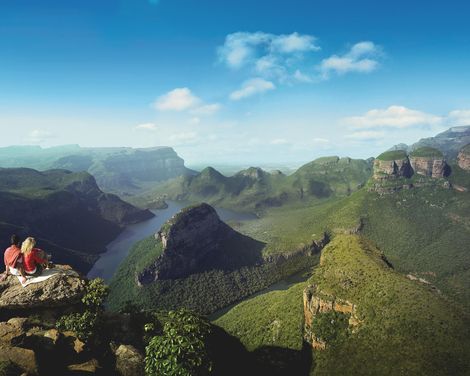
<box><xmin>218</xmin><ymin>31</ymin><xmax>320</xmax><ymax>82</ymax></box>
<box><xmin>342</xmin><ymin>105</ymin><xmax>442</xmax><ymax>129</ymax></box>
<box><xmin>27</xmin><ymin>129</ymin><xmax>54</xmax><ymax>144</ymax></box>
<box><xmin>319</xmin><ymin>41</ymin><xmax>381</xmax><ymax>78</ymax></box>
<box><xmin>270</xmin><ymin>138</ymin><xmax>289</xmax><ymax>145</ymax></box>
<box><xmin>312</xmin><ymin>137</ymin><xmax>330</xmax><ymax>144</ymax></box>
<box><xmin>345</xmin><ymin>130</ymin><xmax>385</xmax><ymax>140</ymax></box>
<box><xmin>190</xmin><ymin>103</ymin><xmax>221</xmax><ymax>116</ymax></box>
<box><xmin>230</xmin><ymin>78</ymin><xmax>275</xmax><ymax>100</ymax></box>
<box><xmin>188</xmin><ymin>117</ymin><xmax>201</xmax><ymax>125</ymax></box>
<box><xmin>154</xmin><ymin>88</ymin><xmax>201</xmax><ymax>111</ymax></box>
<box><xmin>447</xmin><ymin>110</ymin><xmax>470</xmax><ymax>126</ymax></box>
<box><xmin>135</xmin><ymin>123</ymin><xmax>157</xmax><ymax>131</ymax></box>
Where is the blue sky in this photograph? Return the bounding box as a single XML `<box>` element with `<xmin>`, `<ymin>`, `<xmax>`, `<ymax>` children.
<box><xmin>1</xmin><ymin>0</ymin><xmax>469</xmax><ymax>164</ymax></box>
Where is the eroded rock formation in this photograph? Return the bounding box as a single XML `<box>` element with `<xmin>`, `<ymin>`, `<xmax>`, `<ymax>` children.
<box><xmin>373</xmin><ymin>157</ymin><xmax>413</xmax><ymax>180</ymax></box>
<box><xmin>303</xmin><ymin>284</ymin><xmax>360</xmax><ymax>350</ymax></box>
<box><xmin>457</xmin><ymin>145</ymin><xmax>470</xmax><ymax>171</ymax></box>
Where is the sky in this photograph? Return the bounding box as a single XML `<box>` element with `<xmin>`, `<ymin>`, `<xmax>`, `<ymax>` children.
<box><xmin>0</xmin><ymin>0</ymin><xmax>470</xmax><ymax>165</ymax></box>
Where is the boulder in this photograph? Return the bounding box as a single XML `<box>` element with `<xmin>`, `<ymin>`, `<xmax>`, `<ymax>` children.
<box><xmin>67</xmin><ymin>358</ymin><xmax>99</xmax><ymax>373</ymax></box>
<box><xmin>0</xmin><ymin>345</ymin><xmax>38</xmax><ymax>375</ymax></box>
<box><xmin>0</xmin><ymin>265</ymin><xmax>86</xmax><ymax>312</ymax></box>
<box><xmin>114</xmin><ymin>344</ymin><xmax>144</xmax><ymax>376</ymax></box>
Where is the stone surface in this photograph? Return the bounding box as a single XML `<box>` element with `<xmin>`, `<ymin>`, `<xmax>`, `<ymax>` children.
<box><xmin>0</xmin><ymin>265</ymin><xmax>86</xmax><ymax>311</ymax></box>
<box><xmin>373</xmin><ymin>157</ymin><xmax>413</xmax><ymax>180</ymax></box>
<box><xmin>67</xmin><ymin>358</ymin><xmax>99</xmax><ymax>373</ymax></box>
<box><xmin>303</xmin><ymin>284</ymin><xmax>360</xmax><ymax>350</ymax></box>
<box><xmin>457</xmin><ymin>145</ymin><xmax>470</xmax><ymax>171</ymax></box>
<box><xmin>409</xmin><ymin>156</ymin><xmax>448</xmax><ymax>178</ymax></box>
<box><xmin>0</xmin><ymin>345</ymin><xmax>38</xmax><ymax>375</ymax></box>
<box><xmin>115</xmin><ymin>344</ymin><xmax>144</xmax><ymax>376</ymax></box>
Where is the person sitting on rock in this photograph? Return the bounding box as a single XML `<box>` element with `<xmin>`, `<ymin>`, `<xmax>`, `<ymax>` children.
<box><xmin>21</xmin><ymin>237</ymin><xmax>51</xmax><ymax>277</ymax></box>
<box><xmin>3</xmin><ymin>234</ymin><xmax>27</xmax><ymax>283</ymax></box>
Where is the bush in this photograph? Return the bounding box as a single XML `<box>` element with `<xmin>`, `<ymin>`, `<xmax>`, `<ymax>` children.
<box><xmin>145</xmin><ymin>309</ymin><xmax>212</xmax><ymax>376</ymax></box>
<box><xmin>311</xmin><ymin>311</ymin><xmax>349</xmax><ymax>343</ymax></box>
<box><xmin>82</xmin><ymin>278</ymin><xmax>109</xmax><ymax>311</ymax></box>
<box><xmin>56</xmin><ymin>310</ymin><xmax>99</xmax><ymax>341</ymax></box>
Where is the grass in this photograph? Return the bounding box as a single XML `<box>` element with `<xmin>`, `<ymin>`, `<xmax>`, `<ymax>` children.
<box><xmin>409</xmin><ymin>146</ymin><xmax>444</xmax><ymax>158</ymax></box>
<box><xmin>309</xmin><ymin>235</ymin><xmax>470</xmax><ymax>376</ymax></box>
<box><xmin>376</xmin><ymin>150</ymin><xmax>408</xmax><ymax>161</ymax></box>
<box><xmin>214</xmin><ymin>282</ymin><xmax>306</xmax><ymax>351</ymax></box>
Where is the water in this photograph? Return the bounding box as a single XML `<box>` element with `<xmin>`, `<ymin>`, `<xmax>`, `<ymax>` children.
<box><xmin>87</xmin><ymin>201</ymin><xmax>256</xmax><ymax>281</ymax></box>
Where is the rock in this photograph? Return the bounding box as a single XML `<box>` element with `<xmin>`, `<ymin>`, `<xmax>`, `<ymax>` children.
<box><xmin>43</xmin><ymin>329</ymin><xmax>61</xmax><ymax>344</ymax></box>
<box><xmin>303</xmin><ymin>284</ymin><xmax>360</xmax><ymax>350</ymax></box>
<box><xmin>67</xmin><ymin>358</ymin><xmax>99</xmax><ymax>373</ymax></box>
<box><xmin>373</xmin><ymin>151</ymin><xmax>413</xmax><ymax>180</ymax></box>
<box><xmin>0</xmin><ymin>321</ymin><xmax>24</xmax><ymax>345</ymax></box>
<box><xmin>409</xmin><ymin>147</ymin><xmax>448</xmax><ymax>178</ymax></box>
<box><xmin>114</xmin><ymin>344</ymin><xmax>144</xmax><ymax>376</ymax></box>
<box><xmin>457</xmin><ymin>144</ymin><xmax>470</xmax><ymax>171</ymax></box>
<box><xmin>0</xmin><ymin>265</ymin><xmax>86</xmax><ymax>312</ymax></box>
<box><xmin>63</xmin><ymin>331</ymin><xmax>86</xmax><ymax>354</ymax></box>
<box><xmin>0</xmin><ymin>345</ymin><xmax>38</xmax><ymax>375</ymax></box>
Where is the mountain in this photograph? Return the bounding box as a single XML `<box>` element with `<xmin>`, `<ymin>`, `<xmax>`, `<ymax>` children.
<box><xmin>390</xmin><ymin>125</ymin><xmax>470</xmax><ymax>159</ymax></box>
<box><xmin>107</xmin><ymin>203</ymin><xmax>327</xmax><ymax>314</ymax></box>
<box><xmin>0</xmin><ymin>145</ymin><xmax>194</xmax><ymax>194</ymax></box>
<box><xmin>0</xmin><ymin>168</ymin><xmax>153</xmax><ymax>273</ymax></box>
<box><xmin>137</xmin><ymin>156</ymin><xmax>372</xmax><ymax>212</ymax></box>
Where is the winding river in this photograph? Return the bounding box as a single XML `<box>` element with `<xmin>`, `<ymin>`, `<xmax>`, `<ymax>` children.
<box><xmin>87</xmin><ymin>201</ymin><xmax>256</xmax><ymax>281</ymax></box>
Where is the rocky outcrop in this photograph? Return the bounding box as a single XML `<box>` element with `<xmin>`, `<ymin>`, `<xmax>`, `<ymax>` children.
<box><xmin>457</xmin><ymin>145</ymin><xmax>470</xmax><ymax>171</ymax></box>
<box><xmin>138</xmin><ymin>203</ymin><xmax>265</xmax><ymax>284</ymax></box>
<box><xmin>114</xmin><ymin>344</ymin><xmax>145</xmax><ymax>376</ymax></box>
<box><xmin>409</xmin><ymin>157</ymin><xmax>448</xmax><ymax>178</ymax></box>
<box><xmin>373</xmin><ymin>151</ymin><xmax>413</xmax><ymax>180</ymax></box>
<box><xmin>408</xmin><ymin>147</ymin><xmax>449</xmax><ymax>178</ymax></box>
<box><xmin>0</xmin><ymin>265</ymin><xmax>85</xmax><ymax>313</ymax></box>
<box><xmin>303</xmin><ymin>284</ymin><xmax>360</xmax><ymax>350</ymax></box>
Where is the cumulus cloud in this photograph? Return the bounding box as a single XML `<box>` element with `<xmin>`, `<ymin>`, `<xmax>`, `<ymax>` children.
<box><xmin>319</xmin><ymin>41</ymin><xmax>381</xmax><ymax>78</ymax></box>
<box><xmin>342</xmin><ymin>105</ymin><xmax>442</xmax><ymax>129</ymax></box>
<box><xmin>218</xmin><ymin>31</ymin><xmax>320</xmax><ymax>82</ymax></box>
<box><xmin>312</xmin><ymin>137</ymin><xmax>330</xmax><ymax>144</ymax></box>
<box><xmin>135</xmin><ymin>123</ymin><xmax>157</xmax><ymax>131</ymax></box>
<box><xmin>154</xmin><ymin>88</ymin><xmax>200</xmax><ymax>111</ymax></box>
<box><xmin>154</xmin><ymin>87</ymin><xmax>220</xmax><ymax>116</ymax></box>
<box><xmin>190</xmin><ymin>103</ymin><xmax>221</xmax><ymax>116</ymax></box>
<box><xmin>27</xmin><ymin>129</ymin><xmax>54</xmax><ymax>144</ymax></box>
<box><xmin>230</xmin><ymin>78</ymin><xmax>275</xmax><ymax>100</ymax></box>
<box><xmin>270</xmin><ymin>138</ymin><xmax>289</xmax><ymax>145</ymax></box>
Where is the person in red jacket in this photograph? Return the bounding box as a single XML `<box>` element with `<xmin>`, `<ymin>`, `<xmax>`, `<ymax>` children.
<box><xmin>3</xmin><ymin>234</ymin><xmax>27</xmax><ymax>283</ymax></box>
<box><xmin>21</xmin><ymin>237</ymin><xmax>50</xmax><ymax>277</ymax></box>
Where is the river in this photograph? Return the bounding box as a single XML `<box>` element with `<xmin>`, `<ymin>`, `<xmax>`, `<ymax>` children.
<box><xmin>87</xmin><ymin>201</ymin><xmax>257</xmax><ymax>281</ymax></box>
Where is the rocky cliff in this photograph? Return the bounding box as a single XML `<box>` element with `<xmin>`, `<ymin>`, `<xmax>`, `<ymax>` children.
<box><xmin>409</xmin><ymin>147</ymin><xmax>449</xmax><ymax>178</ymax></box>
<box><xmin>137</xmin><ymin>203</ymin><xmax>265</xmax><ymax>284</ymax></box>
<box><xmin>457</xmin><ymin>144</ymin><xmax>470</xmax><ymax>171</ymax></box>
<box><xmin>373</xmin><ymin>150</ymin><xmax>413</xmax><ymax>180</ymax></box>
<box><xmin>0</xmin><ymin>168</ymin><xmax>153</xmax><ymax>273</ymax></box>
<box><xmin>303</xmin><ymin>284</ymin><xmax>359</xmax><ymax>350</ymax></box>
<box><xmin>372</xmin><ymin>148</ymin><xmax>450</xmax><ymax>183</ymax></box>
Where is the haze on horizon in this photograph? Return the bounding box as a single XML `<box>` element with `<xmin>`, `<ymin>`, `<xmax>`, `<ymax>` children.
<box><xmin>0</xmin><ymin>0</ymin><xmax>469</xmax><ymax>165</ymax></box>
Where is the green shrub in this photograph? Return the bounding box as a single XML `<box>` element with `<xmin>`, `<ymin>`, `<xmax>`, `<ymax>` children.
<box><xmin>311</xmin><ymin>311</ymin><xmax>349</xmax><ymax>343</ymax></box>
<box><xmin>56</xmin><ymin>310</ymin><xmax>99</xmax><ymax>341</ymax></box>
<box><xmin>82</xmin><ymin>278</ymin><xmax>109</xmax><ymax>311</ymax></box>
<box><xmin>145</xmin><ymin>309</ymin><xmax>212</xmax><ymax>376</ymax></box>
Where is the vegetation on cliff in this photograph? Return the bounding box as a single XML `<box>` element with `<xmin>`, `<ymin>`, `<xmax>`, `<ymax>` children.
<box><xmin>308</xmin><ymin>235</ymin><xmax>470</xmax><ymax>376</ymax></box>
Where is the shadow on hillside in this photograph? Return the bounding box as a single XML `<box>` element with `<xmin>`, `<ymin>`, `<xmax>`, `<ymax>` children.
<box><xmin>208</xmin><ymin>326</ymin><xmax>313</xmax><ymax>376</ymax></box>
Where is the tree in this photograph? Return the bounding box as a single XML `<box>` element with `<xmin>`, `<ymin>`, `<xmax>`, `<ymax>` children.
<box><xmin>145</xmin><ymin>309</ymin><xmax>212</xmax><ymax>376</ymax></box>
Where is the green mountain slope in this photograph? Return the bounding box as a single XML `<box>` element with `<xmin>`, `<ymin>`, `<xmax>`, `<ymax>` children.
<box><xmin>136</xmin><ymin>156</ymin><xmax>372</xmax><ymax>212</ymax></box>
<box><xmin>308</xmin><ymin>235</ymin><xmax>470</xmax><ymax>376</ymax></box>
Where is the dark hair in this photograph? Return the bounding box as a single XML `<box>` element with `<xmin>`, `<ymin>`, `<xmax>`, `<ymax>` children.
<box><xmin>10</xmin><ymin>234</ymin><xmax>20</xmax><ymax>246</ymax></box>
